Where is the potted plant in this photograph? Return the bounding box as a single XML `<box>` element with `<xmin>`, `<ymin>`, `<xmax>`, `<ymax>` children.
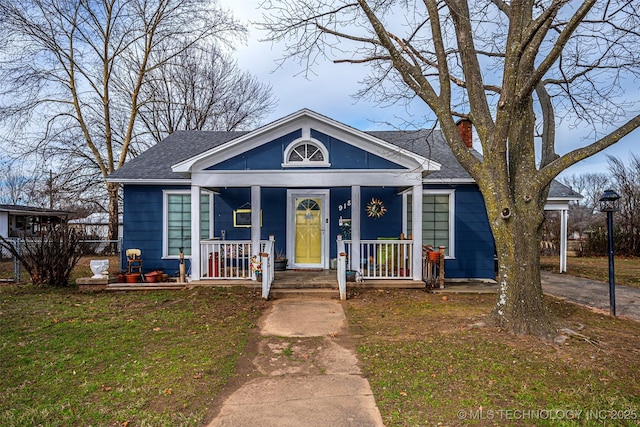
<box><xmin>250</xmin><ymin>255</ymin><xmax>262</xmax><ymax>281</ymax></box>
<box><xmin>274</xmin><ymin>249</ymin><xmax>288</xmax><ymax>271</ymax></box>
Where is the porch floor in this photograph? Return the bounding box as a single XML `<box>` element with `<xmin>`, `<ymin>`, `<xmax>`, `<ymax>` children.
<box><xmin>190</xmin><ymin>269</ymin><xmax>425</xmax><ymax>289</ymax></box>
<box><xmin>76</xmin><ymin>269</ymin><xmax>499</xmax><ymax>296</ymax></box>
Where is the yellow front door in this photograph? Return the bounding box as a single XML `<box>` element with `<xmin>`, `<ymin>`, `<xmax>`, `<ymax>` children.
<box><xmin>295</xmin><ymin>197</ymin><xmax>322</xmax><ymax>265</ymax></box>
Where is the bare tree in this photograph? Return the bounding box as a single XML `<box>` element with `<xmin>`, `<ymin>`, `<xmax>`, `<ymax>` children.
<box><xmin>608</xmin><ymin>155</ymin><xmax>640</xmax><ymax>255</ymax></box>
<box><xmin>139</xmin><ymin>48</ymin><xmax>276</xmax><ymax>143</ymax></box>
<box><xmin>561</xmin><ymin>172</ymin><xmax>609</xmax><ymax>244</ymax></box>
<box><xmin>0</xmin><ymin>0</ymin><xmax>246</xmax><ymax>243</ymax></box>
<box><xmin>260</xmin><ymin>0</ymin><xmax>640</xmax><ymax>336</ymax></box>
<box><xmin>0</xmin><ymin>159</ymin><xmax>41</xmax><ymax>205</ymax></box>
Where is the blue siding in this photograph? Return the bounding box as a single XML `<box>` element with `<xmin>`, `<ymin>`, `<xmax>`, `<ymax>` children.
<box><xmin>207</xmin><ymin>129</ymin><xmax>405</xmax><ymax>171</ymax></box>
<box><xmin>432</xmin><ymin>184</ymin><xmax>495</xmax><ymax>279</ymax></box>
<box><xmin>330</xmin><ymin>187</ymin><xmax>353</xmax><ymax>258</ymax></box>
<box><xmin>122</xmin><ymin>185</ymin><xmax>189</xmax><ymax>276</ymax></box>
<box><xmin>214</xmin><ymin>188</ymin><xmax>288</xmax><ymax>256</ymax></box>
<box><xmin>310</xmin><ymin>130</ymin><xmax>405</xmax><ymax>169</ymax></box>
<box><xmin>360</xmin><ymin>187</ymin><xmax>404</xmax><ymax>240</ymax></box>
<box><xmin>122</xmin><ymin>183</ymin><xmax>495</xmax><ymax>280</ymax></box>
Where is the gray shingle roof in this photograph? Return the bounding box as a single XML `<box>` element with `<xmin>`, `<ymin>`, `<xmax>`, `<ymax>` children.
<box><xmin>107</xmin><ymin>128</ymin><xmax>581</xmax><ymax>200</ymax></box>
<box><xmin>367</xmin><ymin>129</ymin><xmax>475</xmax><ymax>181</ymax></box>
<box><xmin>108</xmin><ymin>130</ymin><xmax>249</xmax><ymax>181</ymax></box>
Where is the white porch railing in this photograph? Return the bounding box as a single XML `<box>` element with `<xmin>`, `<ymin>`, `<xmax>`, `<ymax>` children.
<box><xmin>337</xmin><ymin>238</ymin><xmax>347</xmax><ymax>300</ymax></box>
<box><xmin>198</xmin><ymin>240</ymin><xmax>266</xmax><ymax>278</ymax></box>
<box><xmin>199</xmin><ymin>238</ymin><xmax>275</xmax><ymax>298</ymax></box>
<box><xmin>260</xmin><ymin>239</ymin><xmax>275</xmax><ymax>299</ymax></box>
<box><xmin>342</xmin><ymin>239</ymin><xmax>414</xmax><ymax>279</ymax></box>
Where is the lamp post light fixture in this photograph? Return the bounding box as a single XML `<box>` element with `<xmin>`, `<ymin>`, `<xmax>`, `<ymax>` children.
<box><xmin>598</xmin><ymin>189</ymin><xmax>621</xmax><ymax>316</ymax></box>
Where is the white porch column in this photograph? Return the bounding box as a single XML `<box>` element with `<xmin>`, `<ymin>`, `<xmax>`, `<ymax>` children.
<box><xmin>412</xmin><ymin>184</ymin><xmax>423</xmax><ymax>281</ymax></box>
<box><xmin>190</xmin><ymin>185</ymin><xmax>201</xmax><ymax>281</ymax></box>
<box><xmin>351</xmin><ymin>186</ymin><xmax>361</xmax><ymax>271</ymax></box>
<box><xmin>560</xmin><ymin>208</ymin><xmax>568</xmax><ymax>273</ymax></box>
<box><xmin>251</xmin><ymin>185</ymin><xmax>261</xmax><ymax>257</ymax></box>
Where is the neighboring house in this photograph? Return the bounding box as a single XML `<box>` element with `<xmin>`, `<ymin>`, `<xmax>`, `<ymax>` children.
<box><xmin>69</xmin><ymin>212</ymin><xmax>123</xmax><ymax>240</ymax></box>
<box><xmin>107</xmin><ymin>109</ymin><xmax>580</xmax><ymax>282</ymax></box>
<box><xmin>0</xmin><ymin>204</ymin><xmax>72</xmax><ymax>240</ymax></box>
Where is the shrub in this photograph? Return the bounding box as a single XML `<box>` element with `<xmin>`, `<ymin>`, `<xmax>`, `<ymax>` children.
<box><xmin>0</xmin><ymin>225</ymin><xmax>84</xmax><ymax>287</ymax></box>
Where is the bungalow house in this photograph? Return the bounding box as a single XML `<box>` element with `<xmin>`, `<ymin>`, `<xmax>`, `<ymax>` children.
<box><xmin>107</xmin><ymin>109</ymin><xmax>580</xmax><ymax>291</ymax></box>
<box><xmin>0</xmin><ymin>204</ymin><xmax>72</xmax><ymax>240</ymax></box>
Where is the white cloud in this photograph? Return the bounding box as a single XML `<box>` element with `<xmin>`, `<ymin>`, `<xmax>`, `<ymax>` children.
<box><xmin>219</xmin><ymin>0</ymin><xmax>640</xmax><ymax>177</ymax></box>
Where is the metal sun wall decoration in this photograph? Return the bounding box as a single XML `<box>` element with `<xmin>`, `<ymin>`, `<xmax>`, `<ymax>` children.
<box><xmin>366</xmin><ymin>197</ymin><xmax>387</xmax><ymax>218</ymax></box>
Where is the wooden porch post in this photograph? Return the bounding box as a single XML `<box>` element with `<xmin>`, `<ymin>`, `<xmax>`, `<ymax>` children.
<box><xmin>412</xmin><ymin>184</ymin><xmax>423</xmax><ymax>281</ymax></box>
<box><xmin>190</xmin><ymin>185</ymin><xmax>201</xmax><ymax>281</ymax></box>
<box><xmin>351</xmin><ymin>185</ymin><xmax>361</xmax><ymax>272</ymax></box>
<box><xmin>251</xmin><ymin>185</ymin><xmax>261</xmax><ymax>259</ymax></box>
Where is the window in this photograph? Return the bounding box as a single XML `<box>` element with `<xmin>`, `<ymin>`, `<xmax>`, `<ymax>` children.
<box><xmin>164</xmin><ymin>191</ymin><xmax>212</xmax><ymax>257</ymax></box>
<box><xmin>283</xmin><ymin>138</ymin><xmax>330</xmax><ymax>167</ymax></box>
<box><xmin>407</xmin><ymin>190</ymin><xmax>455</xmax><ymax>257</ymax></box>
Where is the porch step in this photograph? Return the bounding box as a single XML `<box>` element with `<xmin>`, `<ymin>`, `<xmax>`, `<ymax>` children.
<box><xmin>269</xmin><ymin>288</ymin><xmax>339</xmax><ymax>299</ymax></box>
<box><xmin>271</xmin><ymin>281</ymin><xmax>337</xmax><ymax>289</ymax></box>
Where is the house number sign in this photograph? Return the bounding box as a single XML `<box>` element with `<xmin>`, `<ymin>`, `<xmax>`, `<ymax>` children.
<box><xmin>337</xmin><ymin>199</ymin><xmax>351</xmax><ymax>211</ymax></box>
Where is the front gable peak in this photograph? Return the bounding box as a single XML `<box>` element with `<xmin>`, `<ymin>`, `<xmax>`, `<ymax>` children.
<box><xmin>171</xmin><ymin>109</ymin><xmax>440</xmax><ymax>174</ymax></box>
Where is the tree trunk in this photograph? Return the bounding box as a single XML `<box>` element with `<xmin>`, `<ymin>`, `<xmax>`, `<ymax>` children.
<box><xmin>105</xmin><ymin>182</ymin><xmax>120</xmax><ymax>255</ymax></box>
<box><xmin>488</xmin><ymin>204</ymin><xmax>555</xmax><ymax>338</ymax></box>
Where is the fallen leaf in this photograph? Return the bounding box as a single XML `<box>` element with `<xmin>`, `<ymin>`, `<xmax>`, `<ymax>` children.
<box><xmin>101</xmin><ymin>385</ymin><xmax>112</xmax><ymax>392</ymax></box>
<box><xmin>153</xmin><ymin>327</ymin><xmax>161</xmax><ymax>331</ymax></box>
<box><xmin>164</xmin><ymin>388</ymin><xmax>172</xmax><ymax>395</ymax></box>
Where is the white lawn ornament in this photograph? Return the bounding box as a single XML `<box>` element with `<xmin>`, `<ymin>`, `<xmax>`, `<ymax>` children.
<box><xmin>90</xmin><ymin>259</ymin><xmax>109</xmax><ymax>278</ymax></box>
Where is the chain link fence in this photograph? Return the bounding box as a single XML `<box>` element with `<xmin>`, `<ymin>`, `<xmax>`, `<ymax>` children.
<box><xmin>0</xmin><ymin>238</ymin><xmax>122</xmax><ymax>283</ymax></box>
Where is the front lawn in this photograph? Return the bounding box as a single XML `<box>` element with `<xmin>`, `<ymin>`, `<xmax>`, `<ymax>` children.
<box><xmin>0</xmin><ymin>285</ymin><xmax>266</xmax><ymax>426</ymax></box>
<box><xmin>346</xmin><ymin>289</ymin><xmax>640</xmax><ymax>426</ymax></box>
<box><xmin>541</xmin><ymin>256</ymin><xmax>640</xmax><ymax>289</ymax></box>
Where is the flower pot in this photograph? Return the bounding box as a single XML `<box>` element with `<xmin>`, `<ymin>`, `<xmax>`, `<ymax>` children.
<box><xmin>428</xmin><ymin>251</ymin><xmax>440</xmax><ymax>263</ymax></box>
<box><xmin>118</xmin><ymin>273</ymin><xmax>126</xmax><ymax>283</ymax></box>
<box><xmin>125</xmin><ymin>273</ymin><xmax>140</xmax><ymax>283</ymax></box>
<box><xmin>346</xmin><ymin>270</ymin><xmax>357</xmax><ymax>282</ymax></box>
<box><xmin>145</xmin><ymin>272</ymin><xmax>159</xmax><ymax>283</ymax></box>
<box><xmin>255</xmin><ymin>272</ymin><xmax>262</xmax><ymax>281</ymax></box>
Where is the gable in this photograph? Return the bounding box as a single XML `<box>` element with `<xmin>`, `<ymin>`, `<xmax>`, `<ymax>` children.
<box><xmin>173</xmin><ymin>109</ymin><xmax>439</xmax><ymax>174</ymax></box>
<box><xmin>205</xmin><ymin>128</ymin><xmax>407</xmax><ymax>171</ymax></box>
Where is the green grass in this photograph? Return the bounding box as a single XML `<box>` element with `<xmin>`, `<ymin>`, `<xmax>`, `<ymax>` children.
<box><xmin>541</xmin><ymin>255</ymin><xmax>640</xmax><ymax>289</ymax></box>
<box><xmin>0</xmin><ymin>285</ymin><xmax>266</xmax><ymax>426</ymax></box>
<box><xmin>345</xmin><ymin>290</ymin><xmax>640</xmax><ymax>426</ymax></box>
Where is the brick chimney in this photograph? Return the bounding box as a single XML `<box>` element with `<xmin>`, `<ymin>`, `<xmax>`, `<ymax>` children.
<box><xmin>456</xmin><ymin>118</ymin><xmax>473</xmax><ymax>149</ymax></box>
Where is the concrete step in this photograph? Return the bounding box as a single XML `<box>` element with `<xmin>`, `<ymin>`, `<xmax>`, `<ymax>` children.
<box><xmin>269</xmin><ymin>288</ymin><xmax>340</xmax><ymax>299</ymax></box>
<box><xmin>271</xmin><ymin>281</ymin><xmax>336</xmax><ymax>289</ymax></box>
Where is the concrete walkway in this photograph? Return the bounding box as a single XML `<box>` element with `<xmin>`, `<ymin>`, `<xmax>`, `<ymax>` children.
<box><xmin>206</xmin><ymin>299</ymin><xmax>385</xmax><ymax>427</ymax></box>
<box><xmin>541</xmin><ymin>271</ymin><xmax>640</xmax><ymax>322</ymax></box>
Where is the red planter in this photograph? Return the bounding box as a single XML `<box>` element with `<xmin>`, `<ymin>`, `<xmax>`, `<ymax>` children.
<box><xmin>145</xmin><ymin>272</ymin><xmax>160</xmax><ymax>283</ymax></box>
<box><xmin>125</xmin><ymin>273</ymin><xmax>140</xmax><ymax>283</ymax></box>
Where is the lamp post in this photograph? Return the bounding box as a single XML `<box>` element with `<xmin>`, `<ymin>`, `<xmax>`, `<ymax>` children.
<box><xmin>598</xmin><ymin>189</ymin><xmax>621</xmax><ymax>316</ymax></box>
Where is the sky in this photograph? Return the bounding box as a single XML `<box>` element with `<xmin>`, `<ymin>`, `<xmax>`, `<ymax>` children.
<box><xmin>219</xmin><ymin>0</ymin><xmax>640</xmax><ymax>179</ymax></box>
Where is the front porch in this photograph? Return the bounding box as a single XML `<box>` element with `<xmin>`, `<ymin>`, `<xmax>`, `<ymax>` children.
<box><xmin>195</xmin><ymin>237</ymin><xmax>439</xmax><ymax>299</ymax></box>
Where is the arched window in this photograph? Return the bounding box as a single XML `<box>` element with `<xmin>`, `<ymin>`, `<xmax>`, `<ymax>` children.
<box><xmin>283</xmin><ymin>139</ymin><xmax>330</xmax><ymax>167</ymax></box>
